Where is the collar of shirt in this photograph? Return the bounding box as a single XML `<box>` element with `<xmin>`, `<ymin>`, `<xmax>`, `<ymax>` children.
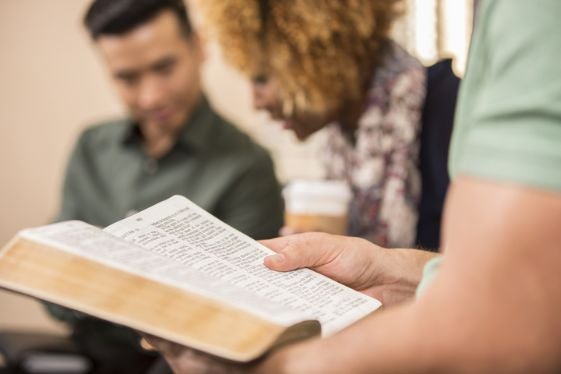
<box><xmin>120</xmin><ymin>95</ymin><xmax>216</xmax><ymax>155</ymax></box>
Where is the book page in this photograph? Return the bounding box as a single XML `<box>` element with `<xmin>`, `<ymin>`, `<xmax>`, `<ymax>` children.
<box><xmin>105</xmin><ymin>195</ymin><xmax>381</xmax><ymax>335</ymax></box>
<box><xmin>19</xmin><ymin>221</ymin><xmax>303</xmax><ymax>327</ymax></box>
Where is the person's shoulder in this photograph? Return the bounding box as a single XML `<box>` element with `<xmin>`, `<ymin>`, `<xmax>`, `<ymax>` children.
<box><xmin>372</xmin><ymin>40</ymin><xmax>425</xmax><ymax>93</ymax></box>
<box><xmin>368</xmin><ymin>40</ymin><xmax>426</xmax><ymax>104</ymax></box>
<box><xmin>211</xmin><ymin>113</ymin><xmax>272</xmax><ymax>163</ymax></box>
<box><xmin>76</xmin><ymin>118</ymin><xmax>130</xmax><ymax>149</ymax></box>
<box><xmin>485</xmin><ymin>0</ymin><xmax>561</xmax><ymax>46</ymax></box>
<box><xmin>491</xmin><ymin>0</ymin><xmax>561</xmax><ymax>21</ymax></box>
<box><xmin>384</xmin><ymin>40</ymin><xmax>424</xmax><ymax>74</ymax></box>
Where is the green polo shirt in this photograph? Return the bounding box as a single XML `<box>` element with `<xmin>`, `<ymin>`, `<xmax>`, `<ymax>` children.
<box><xmin>47</xmin><ymin>96</ymin><xmax>284</xmax><ymax>343</ymax></box>
<box><xmin>418</xmin><ymin>0</ymin><xmax>561</xmax><ymax>295</ymax></box>
<box><xmin>56</xmin><ymin>96</ymin><xmax>283</xmax><ymax>237</ymax></box>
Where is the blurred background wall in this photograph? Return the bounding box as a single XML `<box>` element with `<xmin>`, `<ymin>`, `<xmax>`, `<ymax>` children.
<box><xmin>0</xmin><ymin>0</ymin><xmax>473</xmax><ymax>334</ymax></box>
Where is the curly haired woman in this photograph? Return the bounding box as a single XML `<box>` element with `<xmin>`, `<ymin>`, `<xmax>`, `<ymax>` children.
<box><xmin>200</xmin><ymin>0</ymin><xmax>426</xmax><ymax>248</ymax></box>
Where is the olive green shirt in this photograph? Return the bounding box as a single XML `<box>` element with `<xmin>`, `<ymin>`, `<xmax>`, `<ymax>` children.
<box><xmin>47</xmin><ymin>96</ymin><xmax>284</xmax><ymax>340</ymax></box>
<box><xmin>418</xmin><ymin>0</ymin><xmax>561</xmax><ymax>294</ymax></box>
<box><xmin>56</xmin><ymin>96</ymin><xmax>283</xmax><ymax>237</ymax></box>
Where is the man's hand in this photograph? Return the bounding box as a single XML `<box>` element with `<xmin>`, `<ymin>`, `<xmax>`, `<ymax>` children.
<box><xmin>261</xmin><ymin>232</ymin><xmax>436</xmax><ymax>305</ymax></box>
<box><xmin>142</xmin><ymin>335</ymin><xmax>254</xmax><ymax>374</ymax></box>
<box><xmin>143</xmin><ymin>233</ymin><xmax>435</xmax><ymax>373</ymax></box>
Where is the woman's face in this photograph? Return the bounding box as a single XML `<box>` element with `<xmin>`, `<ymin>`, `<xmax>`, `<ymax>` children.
<box><xmin>250</xmin><ymin>76</ymin><xmax>334</xmax><ymax>141</ymax></box>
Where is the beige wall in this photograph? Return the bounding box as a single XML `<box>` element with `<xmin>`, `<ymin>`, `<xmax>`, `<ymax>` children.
<box><xmin>0</xmin><ymin>0</ymin><xmax>120</xmax><ymax>334</ymax></box>
<box><xmin>0</xmin><ymin>0</ymin><xmax>325</xmax><ymax>333</ymax></box>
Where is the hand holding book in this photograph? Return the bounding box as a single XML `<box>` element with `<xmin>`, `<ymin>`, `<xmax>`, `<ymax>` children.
<box><xmin>142</xmin><ymin>231</ymin><xmax>418</xmax><ymax>373</ymax></box>
<box><xmin>0</xmin><ymin>196</ymin><xmax>382</xmax><ymax>362</ymax></box>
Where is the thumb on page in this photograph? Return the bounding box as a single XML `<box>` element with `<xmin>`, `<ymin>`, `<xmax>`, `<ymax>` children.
<box><xmin>264</xmin><ymin>252</ymin><xmax>289</xmax><ymax>270</ymax></box>
<box><xmin>264</xmin><ymin>247</ymin><xmax>302</xmax><ymax>272</ymax></box>
<box><xmin>262</xmin><ymin>235</ymin><xmax>325</xmax><ymax>272</ymax></box>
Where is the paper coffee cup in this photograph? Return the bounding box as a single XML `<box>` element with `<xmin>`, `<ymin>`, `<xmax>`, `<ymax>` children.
<box><xmin>283</xmin><ymin>180</ymin><xmax>351</xmax><ymax>235</ymax></box>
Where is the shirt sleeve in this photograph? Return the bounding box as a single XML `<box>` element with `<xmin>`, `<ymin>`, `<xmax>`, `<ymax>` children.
<box><xmin>454</xmin><ymin>0</ymin><xmax>561</xmax><ymax>191</ymax></box>
<box><xmin>419</xmin><ymin>1</ymin><xmax>561</xmax><ymax>297</ymax></box>
<box><xmin>53</xmin><ymin>133</ymin><xmax>88</xmax><ymax>222</ymax></box>
<box><xmin>416</xmin><ymin>256</ymin><xmax>443</xmax><ymax>298</ymax></box>
<box><xmin>214</xmin><ymin>146</ymin><xmax>284</xmax><ymax>240</ymax></box>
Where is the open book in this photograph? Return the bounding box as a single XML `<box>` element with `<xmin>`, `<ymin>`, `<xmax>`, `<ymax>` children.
<box><xmin>0</xmin><ymin>196</ymin><xmax>381</xmax><ymax>362</ymax></box>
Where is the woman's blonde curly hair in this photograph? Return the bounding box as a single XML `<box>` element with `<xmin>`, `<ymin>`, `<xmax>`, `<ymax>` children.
<box><xmin>199</xmin><ymin>0</ymin><xmax>404</xmax><ymax>114</ymax></box>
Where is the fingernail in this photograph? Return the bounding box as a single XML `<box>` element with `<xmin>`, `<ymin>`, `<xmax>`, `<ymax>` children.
<box><xmin>269</xmin><ymin>253</ymin><xmax>285</xmax><ymax>264</ymax></box>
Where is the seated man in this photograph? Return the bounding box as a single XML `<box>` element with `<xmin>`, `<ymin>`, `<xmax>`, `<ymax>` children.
<box><xmin>46</xmin><ymin>0</ymin><xmax>283</xmax><ymax>372</ymax></box>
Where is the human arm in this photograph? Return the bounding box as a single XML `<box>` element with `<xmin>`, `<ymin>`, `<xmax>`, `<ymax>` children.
<box><xmin>151</xmin><ymin>1</ymin><xmax>561</xmax><ymax>370</ymax></box>
<box><xmin>147</xmin><ymin>177</ymin><xmax>561</xmax><ymax>373</ymax></box>
<box><xmin>258</xmin><ymin>177</ymin><xmax>561</xmax><ymax>372</ymax></box>
<box><xmin>52</xmin><ymin>133</ymin><xmax>88</xmax><ymax>223</ymax></box>
<box><xmin>145</xmin><ymin>232</ymin><xmax>436</xmax><ymax>372</ymax></box>
<box><xmin>214</xmin><ymin>146</ymin><xmax>284</xmax><ymax>240</ymax></box>
<box><xmin>150</xmin><ymin>177</ymin><xmax>561</xmax><ymax>373</ymax></box>
<box><xmin>259</xmin><ymin>1</ymin><xmax>561</xmax><ymax>368</ymax></box>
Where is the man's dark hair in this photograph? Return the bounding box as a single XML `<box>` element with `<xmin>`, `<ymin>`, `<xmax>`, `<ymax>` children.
<box><xmin>84</xmin><ymin>0</ymin><xmax>193</xmax><ymax>40</ymax></box>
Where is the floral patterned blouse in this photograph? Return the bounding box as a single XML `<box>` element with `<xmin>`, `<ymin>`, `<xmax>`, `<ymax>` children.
<box><xmin>323</xmin><ymin>42</ymin><xmax>426</xmax><ymax>248</ymax></box>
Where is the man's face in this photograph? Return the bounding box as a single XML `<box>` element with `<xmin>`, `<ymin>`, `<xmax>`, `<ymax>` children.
<box><xmin>251</xmin><ymin>77</ymin><xmax>333</xmax><ymax>141</ymax></box>
<box><xmin>97</xmin><ymin>11</ymin><xmax>202</xmax><ymax>131</ymax></box>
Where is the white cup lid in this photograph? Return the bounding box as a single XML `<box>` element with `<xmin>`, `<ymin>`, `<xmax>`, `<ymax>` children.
<box><xmin>283</xmin><ymin>179</ymin><xmax>352</xmax><ymax>215</ymax></box>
